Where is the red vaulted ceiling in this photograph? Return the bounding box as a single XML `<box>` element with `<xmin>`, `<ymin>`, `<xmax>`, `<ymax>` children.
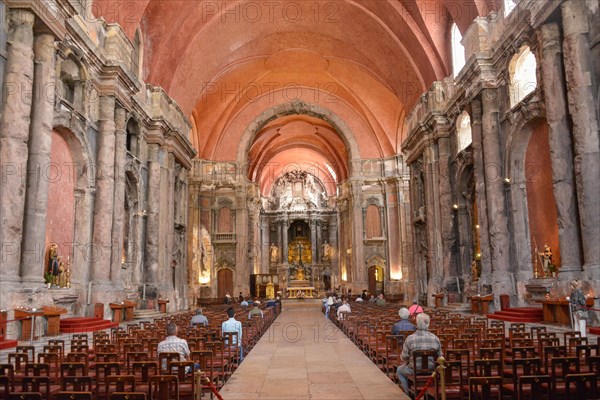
<box><xmin>93</xmin><ymin>0</ymin><xmax>498</xmax><ymax>194</ymax></box>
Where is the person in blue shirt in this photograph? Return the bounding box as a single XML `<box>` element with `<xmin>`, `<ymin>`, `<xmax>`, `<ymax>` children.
<box><xmin>222</xmin><ymin>307</ymin><xmax>243</xmax><ymax>361</ymax></box>
<box><xmin>392</xmin><ymin>307</ymin><xmax>415</xmax><ymax>335</ymax></box>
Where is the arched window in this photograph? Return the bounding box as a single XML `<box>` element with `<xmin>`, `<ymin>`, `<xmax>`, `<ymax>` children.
<box><xmin>456</xmin><ymin>111</ymin><xmax>472</xmax><ymax>154</ymax></box>
<box><xmin>59</xmin><ymin>59</ymin><xmax>78</xmax><ymax>104</ymax></box>
<box><xmin>365</xmin><ymin>204</ymin><xmax>382</xmax><ymax>239</ymax></box>
<box><xmin>451</xmin><ymin>23</ymin><xmax>466</xmax><ymax>78</ymax></box>
<box><xmin>217</xmin><ymin>207</ymin><xmax>233</xmax><ymax>233</ymax></box>
<box><xmin>509</xmin><ymin>46</ymin><xmax>537</xmax><ymax>107</ymax></box>
<box><xmin>504</xmin><ymin>0</ymin><xmax>517</xmax><ymax>16</ymax></box>
<box><xmin>132</xmin><ymin>28</ymin><xmax>143</xmax><ymax>78</ymax></box>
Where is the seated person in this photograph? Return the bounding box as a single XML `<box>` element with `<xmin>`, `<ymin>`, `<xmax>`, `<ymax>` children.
<box><xmin>408</xmin><ymin>300</ymin><xmax>423</xmax><ymax>316</ymax></box>
<box><xmin>190</xmin><ymin>309</ymin><xmax>208</xmax><ymax>327</ymax></box>
<box><xmin>392</xmin><ymin>307</ymin><xmax>415</xmax><ymax>334</ymax></box>
<box><xmin>240</xmin><ymin>298</ymin><xmax>249</xmax><ymax>308</ymax></box>
<box><xmin>368</xmin><ymin>295</ymin><xmax>376</xmax><ymax>303</ymax></box>
<box><xmin>355</xmin><ymin>296</ymin><xmax>364</xmax><ymax>302</ymax></box>
<box><xmin>337</xmin><ymin>299</ymin><xmax>351</xmax><ymax>319</ymax></box>
<box><xmin>222</xmin><ymin>307</ymin><xmax>243</xmax><ymax>361</ymax></box>
<box><xmin>396</xmin><ymin>313</ymin><xmax>442</xmax><ymax>394</ymax></box>
<box><xmin>375</xmin><ymin>294</ymin><xmax>387</xmax><ymax>306</ymax></box>
<box><xmin>158</xmin><ymin>322</ymin><xmax>197</xmax><ymax>372</ymax></box>
<box><xmin>248</xmin><ymin>301</ymin><xmax>264</xmax><ymax>319</ymax></box>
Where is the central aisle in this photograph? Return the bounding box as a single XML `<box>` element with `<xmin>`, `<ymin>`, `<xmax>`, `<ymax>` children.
<box><xmin>220</xmin><ymin>302</ymin><xmax>410</xmax><ymax>399</ymax></box>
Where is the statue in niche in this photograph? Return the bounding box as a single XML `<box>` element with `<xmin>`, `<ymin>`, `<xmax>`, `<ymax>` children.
<box><xmin>47</xmin><ymin>244</ymin><xmax>60</xmax><ymax>286</ymax></box>
<box><xmin>270</xmin><ymin>244</ymin><xmax>279</xmax><ymax>264</ymax></box>
<box><xmin>322</xmin><ymin>242</ymin><xmax>334</xmax><ymax>262</ymax></box>
<box><xmin>539</xmin><ymin>244</ymin><xmax>553</xmax><ymax>276</ymax></box>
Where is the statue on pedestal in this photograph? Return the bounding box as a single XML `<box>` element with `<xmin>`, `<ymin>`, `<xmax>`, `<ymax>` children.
<box><xmin>539</xmin><ymin>244</ymin><xmax>553</xmax><ymax>276</ymax></box>
<box><xmin>270</xmin><ymin>244</ymin><xmax>279</xmax><ymax>264</ymax></box>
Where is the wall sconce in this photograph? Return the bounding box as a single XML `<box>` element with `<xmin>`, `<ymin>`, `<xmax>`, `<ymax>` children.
<box><xmin>452</xmin><ymin>204</ymin><xmax>459</xmax><ymax>212</ymax></box>
<box><xmin>504</xmin><ymin>177</ymin><xmax>511</xmax><ymax>184</ymax></box>
<box><xmin>475</xmin><ymin>224</ymin><xmax>480</xmax><ymax>229</ymax></box>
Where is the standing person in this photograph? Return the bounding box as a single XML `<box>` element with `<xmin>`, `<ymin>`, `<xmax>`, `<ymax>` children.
<box><xmin>325</xmin><ymin>293</ymin><xmax>334</xmax><ymax>318</ymax></box>
<box><xmin>222</xmin><ymin>307</ymin><xmax>243</xmax><ymax>360</ymax></box>
<box><xmin>396</xmin><ymin>313</ymin><xmax>442</xmax><ymax>394</ymax></box>
<box><xmin>361</xmin><ymin>289</ymin><xmax>368</xmax><ymax>300</ymax></box>
<box><xmin>569</xmin><ymin>280</ymin><xmax>588</xmax><ymax>337</ymax></box>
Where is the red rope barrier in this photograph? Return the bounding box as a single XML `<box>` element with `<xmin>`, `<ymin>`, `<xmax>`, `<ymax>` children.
<box><xmin>577</xmin><ymin>304</ymin><xmax>600</xmax><ymax>312</ymax></box>
<box><xmin>415</xmin><ymin>370</ymin><xmax>437</xmax><ymax>400</ymax></box>
<box><xmin>202</xmin><ymin>376</ymin><xmax>224</xmax><ymax>400</ymax></box>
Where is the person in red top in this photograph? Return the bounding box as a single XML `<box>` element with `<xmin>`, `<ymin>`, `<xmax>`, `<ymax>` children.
<box><xmin>408</xmin><ymin>300</ymin><xmax>423</xmax><ymax>316</ymax></box>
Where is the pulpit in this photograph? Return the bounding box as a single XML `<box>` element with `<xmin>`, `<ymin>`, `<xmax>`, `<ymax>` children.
<box><xmin>14</xmin><ymin>308</ymin><xmax>44</xmax><ymax>341</ymax></box>
<box><xmin>432</xmin><ymin>293</ymin><xmax>445</xmax><ymax>308</ymax></box>
<box><xmin>42</xmin><ymin>306</ymin><xmax>67</xmax><ymax>336</ymax></box>
<box><xmin>124</xmin><ymin>301</ymin><xmax>137</xmax><ymax>321</ymax></box>
<box><xmin>542</xmin><ymin>298</ymin><xmax>594</xmax><ymax>325</ymax></box>
<box><xmin>479</xmin><ymin>295</ymin><xmax>494</xmax><ymax>315</ymax></box>
<box><xmin>109</xmin><ymin>303</ymin><xmax>126</xmax><ymax>323</ymax></box>
<box><xmin>470</xmin><ymin>296</ymin><xmax>481</xmax><ymax>314</ymax></box>
<box><xmin>157</xmin><ymin>299</ymin><xmax>169</xmax><ymax>313</ymax></box>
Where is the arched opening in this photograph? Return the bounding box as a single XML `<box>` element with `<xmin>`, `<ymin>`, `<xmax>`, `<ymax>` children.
<box><xmin>217</xmin><ymin>268</ymin><xmax>233</xmax><ymax>300</ymax></box>
<box><xmin>368</xmin><ymin>265</ymin><xmax>384</xmax><ymax>296</ymax></box>
<box><xmin>126</xmin><ymin>118</ymin><xmax>140</xmax><ymax>157</ymax></box>
<box><xmin>509</xmin><ymin>46</ymin><xmax>537</xmax><ymax>107</ymax></box>
<box><xmin>451</xmin><ymin>23</ymin><xmax>466</xmax><ymax>78</ymax></box>
<box><xmin>524</xmin><ymin>120</ymin><xmax>560</xmax><ymax>276</ymax></box>
<box><xmin>456</xmin><ymin>111</ymin><xmax>472</xmax><ymax>154</ymax></box>
<box><xmin>504</xmin><ymin>0</ymin><xmax>517</xmax><ymax>16</ymax></box>
<box><xmin>132</xmin><ymin>28</ymin><xmax>143</xmax><ymax>78</ymax></box>
<box><xmin>44</xmin><ymin>130</ymin><xmax>76</xmax><ymax>286</ymax></box>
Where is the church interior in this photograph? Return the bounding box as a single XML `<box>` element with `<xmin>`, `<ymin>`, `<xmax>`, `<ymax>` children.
<box><xmin>0</xmin><ymin>0</ymin><xmax>599</xmax><ymax>398</ymax></box>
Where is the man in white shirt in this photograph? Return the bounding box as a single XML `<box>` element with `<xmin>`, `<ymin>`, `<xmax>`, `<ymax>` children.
<box><xmin>222</xmin><ymin>307</ymin><xmax>243</xmax><ymax>361</ymax></box>
<box><xmin>337</xmin><ymin>299</ymin><xmax>351</xmax><ymax>319</ymax></box>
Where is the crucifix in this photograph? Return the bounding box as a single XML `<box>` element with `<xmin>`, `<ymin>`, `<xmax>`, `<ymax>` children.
<box><xmin>297</xmin><ymin>243</ymin><xmax>304</xmax><ymax>263</ymax></box>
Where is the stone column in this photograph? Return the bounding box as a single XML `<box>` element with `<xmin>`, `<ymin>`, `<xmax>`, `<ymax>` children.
<box><xmin>470</xmin><ymin>100</ymin><xmax>493</xmax><ymax>283</ymax></box>
<box><xmin>437</xmin><ymin>132</ymin><xmax>457</xmax><ymax>285</ymax></box>
<box><xmin>310</xmin><ymin>219</ymin><xmax>317</xmax><ymax>264</ymax></box>
<box><xmin>0</xmin><ymin>10</ymin><xmax>35</xmax><ymax>281</ymax></box>
<box><xmin>277</xmin><ymin>219</ymin><xmax>283</xmax><ymax>264</ymax></box>
<box><xmin>91</xmin><ymin>96</ymin><xmax>117</xmax><ymax>284</ymax></box>
<box><xmin>144</xmin><ymin>143</ymin><xmax>160</xmax><ymax>285</ymax></box>
<box><xmin>260</xmin><ymin>217</ymin><xmax>269</xmax><ymax>273</ymax></box>
<box><xmin>20</xmin><ymin>33</ymin><xmax>56</xmax><ymax>282</ymax></box>
<box><xmin>281</xmin><ymin>217</ymin><xmax>289</xmax><ymax>265</ymax></box>
<box><xmin>481</xmin><ymin>89</ymin><xmax>513</xmax><ymax>296</ymax></box>
<box><xmin>351</xmin><ymin>181</ymin><xmax>365</xmax><ymax>285</ymax></box>
<box><xmin>423</xmin><ymin>141</ymin><xmax>443</xmax><ymax>297</ymax></box>
<box><xmin>110</xmin><ymin>106</ymin><xmax>127</xmax><ymax>283</ymax></box>
<box><xmin>561</xmin><ymin>1</ymin><xmax>600</xmax><ymax>275</ymax></box>
<box><xmin>538</xmin><ymin>23</ymin><xmax>583</xmax><ymax>276</ymax></box>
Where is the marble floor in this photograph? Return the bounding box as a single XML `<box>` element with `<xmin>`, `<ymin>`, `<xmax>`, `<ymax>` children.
<box><xmin>220</xmin><ymin>303</ymin><xmax>409</xmax><ymax>400</ymax></box>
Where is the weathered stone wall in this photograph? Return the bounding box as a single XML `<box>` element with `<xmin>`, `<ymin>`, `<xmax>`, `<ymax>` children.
<box><xmin>403</xmin><ymin>0</ymin><xmax>599</xmax><ymax>308</ymax></box>
<box><xmin>0</xmin><ymin>0</ymin><xmax>195</xmax><ymax>332</ymax></box>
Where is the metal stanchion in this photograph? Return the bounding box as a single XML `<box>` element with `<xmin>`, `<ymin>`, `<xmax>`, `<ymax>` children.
<box><xmin>437</xmin><ymin>356</ymin><xmax>446</xmax><ymax>400</ymax></box>
<box><xmin>29</xmin><ymin>315</ymin><xmax>35</xmax><ymax>345</ymax></box>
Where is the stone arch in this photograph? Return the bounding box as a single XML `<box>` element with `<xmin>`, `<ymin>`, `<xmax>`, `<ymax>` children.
<box><xmin>126</xmin><ymin>117</ymin><xmax>141</xmax><ymax>157</ymax></box>
<box><xmin>56</xmin><ymin>45</ymin><xmax>90</xmax><ymax>112</ymax></box>
<box><xmin>506</xmin><ymin>113</ymin><xmax>559</xmax><ymax>287</ymax></box>
<box><xmin>49</xmin><ymin>124</ymin><xmax>94</xmax><ymax>285</ymax></box>
<box><xmin>236</xmin><ymin>101</ymin><xmax>361</xmax><ymax>176</ymax></box>
<box><xmin>451</xmin><ymin>23</ymin><xmax>466</xmax><ymax>77</ymax></box>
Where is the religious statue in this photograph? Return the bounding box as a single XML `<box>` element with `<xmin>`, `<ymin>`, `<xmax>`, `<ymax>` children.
<box><xmin>471</xmin><ymin>260</ymin><xmax>480</xmax><ymax>282</ymax></box>
<box><xmin>47</xmin><ymin>244</ymin><xmax>60</xmax><ymax>287</ymax></box>
<box><xmin>322</xmin><ymin>242</ymin><xmax>333</xmax><ymax>262</ymax></box>
<box><xmin>270</xmin><ymin>244</ymin><xmax>279</xmax><ymax>264</ymax></box>
<box><xmin>539</xmin><ymin>244</ymin><xmax>552</xmax><ymax>276</ymax></box>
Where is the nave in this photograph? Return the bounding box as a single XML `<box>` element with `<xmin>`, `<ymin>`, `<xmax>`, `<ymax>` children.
<box><xmin>220</xmin><ymin>301</ymin><xmax>406</xmax><ymax>400</ymax></box>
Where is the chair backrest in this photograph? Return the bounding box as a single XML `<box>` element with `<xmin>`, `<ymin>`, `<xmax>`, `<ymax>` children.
<box><xmin>474</xmin><ymin>358</ymin><xmax>503</xmax><ymax>377</ymax></box>
<box><xmin>61</xmin><ymin>376</ymin><xmax>93</xmax><ymax>392</ymax></box>
<box><xmin>25</xmin><ymin>363</ymin><xmax>50</xmax><ymax>378</ymax></box>
<box><xmin>131</xmin><ymin>361</ymin><xmax>158</xmax><ymax>382</ymax></box>
<box><xmin>412</xmin><ymin>349</ymin><xmax>438</xmax><ymax>373</ymax></box>
<box><xmin>105</xmin><ymin>374</ymin><xmax>136</xmax><ymax>396</ymax></box>
<box><xmin>16</xmin><ymin>346</ymin><xmax>35</xmax><ymax>361</ymax></box>
<box><xmin>108</xmin><ymin>393</ymin><xmax>147</xmax><ymax>400</ymax></box>
<box><xmin>157</xmin><ymin>353</ymin><xmax>180</xmax><ymax>374</ymax></box>
<box><xmin>0</xmin><ymin>363</ymin><xmax>15</xmax><ymax>391</ymax></box>
<box><xmin>52</xmin><ymin>392</ymin><xmax>93</xmax><ymax>400</ymax></box>
<box><xmin>21</xmin><ymin>376</ymin><xmax>50</xmax><ymax>399</ymax></box>
<box><xmin>468</xmin><ymin>376</ymin><xmax>503</xmax><ymax>400</ymax></box>
<box><xmin>7</xmin><ymin>393</ymin><xmax>43</xmax><ymax>400</ymax></box>
<box><xmin>518</xmin><ymin>375</ymin><xmax>552</xmax><ymax>400</ymax></box>
<box><xmin>148</xmin><ymin>375</ymin><xmax>178</xmax><ymax>400</ymax></box>
<box><xmin>61</xmin><ymin>362</ymin><xmax>87</xmax><ymax>377</ymax></box>
<box><xmin>94</xmin><ymin>362</ymin><xmax>121</xmax><ymax>382</ymax></box>
<box><xmin>565</xmin><ymin>373</ymin><xmax>598</xmax><ymax>399</ymax></box>
<box><xmin>9</xmin><ymin>353</ymin><xmax>28</xmax><ymax>372</ymax></box>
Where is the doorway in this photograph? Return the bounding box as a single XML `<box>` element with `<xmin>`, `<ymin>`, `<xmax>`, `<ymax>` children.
<box><xmin>368</xmin><ymin>265</ymin><xmax>384</xmax><ymax>295</ymax></box>
<box><xmin>217</xmin><ymin>268</ymin><xmax>233</xmax><ymax>300</ymax></box>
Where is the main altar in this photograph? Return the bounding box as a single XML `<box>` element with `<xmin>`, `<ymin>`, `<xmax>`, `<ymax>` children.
<box><xmin>286</xmin><ymin>238</ymin><xmax>316</xmax><ymax>298</ymax></box>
